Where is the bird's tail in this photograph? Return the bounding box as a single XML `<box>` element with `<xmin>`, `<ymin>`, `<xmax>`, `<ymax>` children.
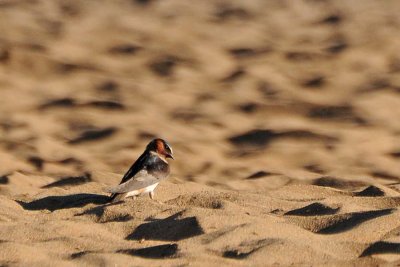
<box><xmin>108</xmin><ymin>193</ymin><xmax>126</xmax><ymax>203</ymax></box>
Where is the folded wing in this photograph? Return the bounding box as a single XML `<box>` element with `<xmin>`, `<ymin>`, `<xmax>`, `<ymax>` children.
<box><xmin>106</xmin><ymin>170</ymin><xmax>158</xmax><ymax>194</ymax></box>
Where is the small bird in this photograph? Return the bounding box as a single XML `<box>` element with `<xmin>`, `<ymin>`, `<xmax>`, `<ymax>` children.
<box><xmin>107</xmin><ymin>138</ymin><xmax>174</xmax><ymax>203</ymax></box>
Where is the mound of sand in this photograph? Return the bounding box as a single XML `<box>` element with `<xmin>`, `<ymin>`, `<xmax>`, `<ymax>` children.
<box><xmin>2</xmin><ymin>176</ymin><xmax>400</xmax><ymax>266</ymax></box>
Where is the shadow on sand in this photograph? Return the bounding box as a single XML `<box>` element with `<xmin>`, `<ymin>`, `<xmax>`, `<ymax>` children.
<box><xmin>360</xmin><ymin>241</ymin><xmax>400</xmax><ymax>257</ymax></box>
<box><xmin>16</xmin><ymin>193</ymin><xmax>109</xmax><ymax>212</ymax></box>
<box><xmin>117</xmin><ymin>243</ymin><xmax>179</xmax><ymax>259</ymax></box>
<box><xmin>126</xmin><ymin>211</ymin><xmax>204</xmax><ymax>241</ymax></box>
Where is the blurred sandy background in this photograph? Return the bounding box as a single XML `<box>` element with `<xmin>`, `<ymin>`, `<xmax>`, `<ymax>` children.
<box><xmin>1</xmin><ymin>0</ymin><xmax>400</xmax><ymax>266</ymax></box>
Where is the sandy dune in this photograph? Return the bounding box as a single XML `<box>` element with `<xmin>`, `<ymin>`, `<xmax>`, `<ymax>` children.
<box><xmin>1</xmin><ymin>0</ymin><xmax>400</xmax><ymax>265</ymax></box>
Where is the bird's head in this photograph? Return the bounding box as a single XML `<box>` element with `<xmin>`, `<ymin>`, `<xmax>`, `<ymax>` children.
<box><xmin>146</xmin><ymin>138</ymin><xmax>174</xmax><ymax>160</ymax></box>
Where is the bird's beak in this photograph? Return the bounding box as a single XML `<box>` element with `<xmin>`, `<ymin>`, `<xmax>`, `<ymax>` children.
<box><xmin>166</xmin><ymin>153</ymin><xmax>174</xmax><ymax>160</ymax></box>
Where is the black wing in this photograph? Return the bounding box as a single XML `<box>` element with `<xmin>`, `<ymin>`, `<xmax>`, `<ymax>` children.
<box><xmin>118</xmin><ymin>151</ymin><xmax>148</xmax><ymax>185</ymax></box>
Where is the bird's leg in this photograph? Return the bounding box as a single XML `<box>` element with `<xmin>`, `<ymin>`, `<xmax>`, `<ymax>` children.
<box><xmin>149</xmin><ymin>191</ymin><xmax>163</xmax><ymax>204</ymax></box>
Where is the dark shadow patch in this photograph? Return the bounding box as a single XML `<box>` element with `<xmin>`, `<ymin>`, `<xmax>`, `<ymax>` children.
<box><xmin>39</xmin><ymin>98</ymin><xmax>76</xmax><ymax>109</ymax></box>
<box><xmin>16</xmin><ymin>193</ymin><xmax>109</xmax><ymax>212</ymax></box>
<box><xmin>278</xmin><ymin>130</ymin><xmax>338</xmax><ymax>142</ymax></box>
<box><xmin>270</xmin><ymin>209</ymin><xmax>284</xmax><ymax>215</ymax></box>
<box><xmin>56</xmin><ymin>62</ymin><xmax>97</xmax><ymax>73</ymax></box>
<box><xmin>59</xmin><ymin>2</ymin><xmax>80</xmax><ymax>17</ymax></box>
<box><xmin>228</xmin><ymin>129</ymin><xmax>278</xmax><ymax>148</ymax></box>
<box><xmin>371</xmin><ymin>171</ymin><xmax>400</xmax><ymax>181</ymax></box>
<box><xmin>70</xmin><ymin>251</ymin><xmax>94</xmax><ymax>259</ymax></box>
<box><xmin>105</xmin><ymin>214</ymin><xmax>133</xmax><ymax>223</ymax></box>
<box><xmin>284</xmin><ymin>202</ymin><xmax>340</xmax><ymax>216</ymax></box>
<box><xmin>1</xmin><ymin>139</ymin><xmax>35</xmax><ymax>153</ymax></box>
<box><xmin>23</xmin><ymin>43</ymin><xmax>47</xmax><ymax>52</ymax></box>
<box><xmin>389</xmin><ymin>57</ymin><xmax>400</xmax><ymax>73</ymax></box>
<box><xmin>0</xmin><ymin>47</ymin><xmax>10</xmax><ymax>63</ymax></box>
<box><xmin>170</xmin><ymin>109</ymin><xmax>205</xmax><ymax>123</ymax></box>
<box><xmin>75</xmin><ymin>204</ymin><xmax>106</xmax><ymax>219</ymax></box>
<box><xmin>304</xmin><ymin>164</ymin><xmax>326</xmax><ymax>174</ymax></box>
<box><xmin>221</xmin><ymin>68</ymin><xmax>245</xmax><ymax>83</ymax></box>
<box><xmin>41</xmin><ymin>172</ymin><xmax>91</xmax><ymax>189</ymax></box>
<box><xmin>214</xmin><ymin>4</ymin><xmax>250</xmax><ymax>21</ymax></box>
<box><xmin>0</xmin><ymin>120</ymin><xmax>27</xmax><ymax>132</ymax></box>
<box><xmin>325</xmin><ymin>37</ymin><xmax>348</xmax><ymax>54</ymax></box>
<box><xmin>108</xmin><ymin>44</ymin><xmax>141</xmax><ymax>55</ymax></box>
<box><xmin>258</xmin><ymin>81</ymin><xmax>278</xmax><ymax>99</ymax></box>
<box><xmin>84</xmin><ymin>100</ymin><xmax>125</xmax><ymax>110</ymax></box>
<box><xmin>96</xmin><ymin>80</ymin><xmax>119</xmax><ymax>92</ymax></box>
<box><xmin>132</xmin><ymin>0</ymin><xmax>154</xmax><ymax>6</ymax></box>
<box><xmin>237</xmin><ymin>102</ymin><xmax>259</xmax><ymax>113</ymax></box>
<box><xmin>149</xmin><ymin>55</ymin><xmax>178</xmax><ymax>77</ymax></box>
<box><xmin>41</xmin><ymin>19</ymin><xmax>64</xmax><ymax>37</ymax></box>
<box><xmin>308</xmin><ymin>105</ymin><xmax>366</xmax><ymax>124</ymax></box>
<box><xmin>360</xmin><ymin>241</ymin><xmax>400</xmax><ymax>257</ymax></box>
<box><xmin>325</xmin><ymin>143</ymin><xmax>336</xmax><ymax>151</ymax></box>
<box><xmin>357</xmin><ymin>78</ymin><xmax>390</xmax><ymax>93</ymax></box>
<box><xmin>319</xmin><ymin>14</ymin><xmax>342</xmax><ymax>25</ymax></box>
<box><xmin>0</xmin><ymin>174</ymin><xmax>9</xmax><ymax>184</ymax></box>
<box><xmin>257</xmin><ymin>81</ymin><xmax>279</xmax><ymax>100</ymax></box>
<box><xmin>0</xmin><ymin>1</ymin><xmax>17</xmax><ymax>8</ymax></box>
<box><xmin>229</xmin><ymin>47</ymin><xmax>251</xmax><ymax>56</ymax></box>
<box><xmin>68</xmin><ymin>127</ymin><xmax>117</xmax><ymax>144</ymax></box>
<box><xmin>228</xmin><ymin>47</ymin><xmax>270</xmax><ymax>58</ymax></box>
<box><xmin>285</xmin><ymin>51</ymin><xmax>318</xmax><ymax>62</ymax></box>
<box><xmin>117</xmin><ymin>244</ymin><xmax>178</xmax><ymax>259</ymax></box>
<box><xmin>198</xmin><ymin>161</ymin><xmax>213</xmax><ymax>173</ymax></box>
<box><xmin>312</xmin><ymin>176</ymin><xmax>367</xmax><ymax>189</ymax></box>
<box><xmin>228</xmin><ymin>129</ymin><xmax>337</xmax><ymax>149</ymax></box>
<box><xmin>196</xmin><ymin>93</ymin><xmax>215</xmax><ymax>103</ymax></box>
<box><xmin>286</xmin><ymin>209</ymin><xmax>393</xmax><ymax>234</ymax></box>
<box><xmin>389</xmin><ymin>151</ymin><xmax>400</xmax><ymax>158</ymax></box>
<box><xmin>319</xmin><ymin>209</ymin><xmax>393</xmax><ymax>234</ymax></box>
<box><xmin>223</xmin><ymin>239</ymin><xmax>277</xmax><ymax>259</ymax></box>
<box><xmin>126</xmin><ymin>212</ymin><xmax>204</xmax><ymax>241</ymax></box>
<box><xmin>245</xmin><ymin>171</ymin><xmax>273</xmax><ymax>180</ymax></box>
<box><xmin>355</xmin><ymin>186</ymin><xmax>385</xmax><ymax>197</ymax></box>
<box><xmin>57</xmin><ymin>157</ymin><xmax>83</xmax><ymax>165</ymax></box>
<box><xmin>223</xmin><ymin>250</ymin><xmax>252</xmax><ymax>259</ymax></box>
<box><xmin>27</xmin><ymin>156</ymin><xmax>44</xmax><ymax>171</ymax></box>
<box><xmin>302</xmin><ymin>75</ymin><xmax>325</xmax><ymax>88</ymax></box>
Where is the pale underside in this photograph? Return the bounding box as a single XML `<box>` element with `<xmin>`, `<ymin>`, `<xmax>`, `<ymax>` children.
<box><xmin>125</xmin><ymin>182</ymin><xmax>159</xmax><ymax>197</ymax></box>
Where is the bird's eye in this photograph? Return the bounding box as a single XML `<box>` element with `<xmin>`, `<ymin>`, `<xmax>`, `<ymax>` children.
<box><xmin>164</xmin><ymin>143</ymin><xmax>172</xmax><ymax>153</ymax></box>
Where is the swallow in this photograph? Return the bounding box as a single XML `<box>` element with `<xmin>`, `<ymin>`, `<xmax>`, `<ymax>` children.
<box><xmin>107</xmin><ymin>138</ymin><xmax>174</xmax><ymax>203</ymax></box>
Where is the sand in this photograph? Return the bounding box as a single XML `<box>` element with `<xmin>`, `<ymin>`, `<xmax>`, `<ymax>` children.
<box><xmin>1</xmin><ymin>0</ymin><xmax>400</xmax><ymax>266</ymax></box>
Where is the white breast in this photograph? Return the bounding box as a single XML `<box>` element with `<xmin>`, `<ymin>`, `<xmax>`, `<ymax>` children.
<box><xmin>125</xmin><ymin>183</ymin><xmax>159</xmax><ymax>197</ymax></box>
